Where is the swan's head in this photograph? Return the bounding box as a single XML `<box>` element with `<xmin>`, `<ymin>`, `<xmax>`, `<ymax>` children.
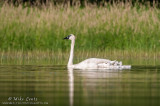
<box><xmin>64</xmin><ymin>34</ymin><xmax>75</xmax><ymax>40</ymax></box>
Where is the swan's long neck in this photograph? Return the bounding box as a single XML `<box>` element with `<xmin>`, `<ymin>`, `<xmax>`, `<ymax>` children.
<box><xmin>68</xmin><ymin>39</ymin><xmax>75</xmax><ymax>67</ymax></box>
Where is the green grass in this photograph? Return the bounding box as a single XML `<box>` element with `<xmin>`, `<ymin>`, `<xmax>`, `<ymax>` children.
<box><xmin>0</xmin><ymin>3</ymin><xmax>160</xmax><ymax>51</ymax></box>
<box><xmin>0</xmin><ymin>3</ymin><xmax>160</xmax><ymax>65</ymax></box>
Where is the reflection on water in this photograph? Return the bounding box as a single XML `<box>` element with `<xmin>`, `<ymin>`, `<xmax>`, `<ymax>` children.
<box><xmin>68</xmin><ymin>68</ymin><xmax>74</xmax><ymax>106</ymax></box>
<box><xmin>0</xmin><ymin>65</ymin><xmax>160</xmax><ymax>106</ymax></box>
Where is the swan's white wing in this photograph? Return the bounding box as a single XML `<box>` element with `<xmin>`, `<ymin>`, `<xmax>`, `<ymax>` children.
<box><xmin>78</xmin><ymin>58</ymin><xmax>111</xmax><ymax>64</ymax></box>
<box><xmin>73</xmin><ymin>58</ymin><xmax>131</xmax><ymax>69</ymax></box>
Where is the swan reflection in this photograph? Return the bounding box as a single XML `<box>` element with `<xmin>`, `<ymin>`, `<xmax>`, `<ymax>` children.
<box><xmin>68</xmin><ymin>68</ymin><xmax>124</xmax><ymax>106</ymax></box>
<box><xmin>68</xmin><ymin>68</ymin><xmax>74</xmax><ymax>106</ymax></box>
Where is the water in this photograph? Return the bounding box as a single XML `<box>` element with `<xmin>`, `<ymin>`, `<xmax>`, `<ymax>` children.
<box><xmin>0</xmin><ymin>65</ymin><xmax>160</xmax><ymax>106</ymax></box>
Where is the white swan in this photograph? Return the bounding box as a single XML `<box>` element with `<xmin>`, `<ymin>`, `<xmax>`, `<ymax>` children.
<box><xmin>64</xmin><ymin>34</ymin><xmax>131</xmax><ymax>70</ymax></box>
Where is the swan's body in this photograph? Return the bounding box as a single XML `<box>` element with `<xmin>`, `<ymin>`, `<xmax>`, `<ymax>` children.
<box><xmin>64</xmin><ymin>34</ymin><xmax>131</xmax><ymax>70</ymax></box>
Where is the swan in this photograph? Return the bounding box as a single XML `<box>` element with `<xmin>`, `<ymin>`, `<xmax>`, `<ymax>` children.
<box><xmin>64</xmin><ymin>34</ymin><xmax>131</xmax><ymax>70</ymax></box>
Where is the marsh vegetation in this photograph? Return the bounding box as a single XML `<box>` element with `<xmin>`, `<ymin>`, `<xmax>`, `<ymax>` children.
<box><xmin>0</xmin><ymin>2</ymin><xmax>160</xmax><ymax>65</ymax></box>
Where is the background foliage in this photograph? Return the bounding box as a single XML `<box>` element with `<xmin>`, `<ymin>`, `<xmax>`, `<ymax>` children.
<box><xmin>0</xmin><ymin>0</ymin><xmax>160</xmax><ymax>52</ymax></box>
<box><xmin>1</xmin><ymin>0</ymin><xmax>160</xmax><ymax>7</ymax></box>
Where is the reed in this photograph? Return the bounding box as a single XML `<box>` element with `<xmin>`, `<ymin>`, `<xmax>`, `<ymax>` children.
<box><xmin>0</xmin><ymin>50</ymin><xmax>159</xmax><ymax>65</ymax></box>
<box><xmin>0</xmin><ymin>2</ymin><xmax>160</xmax><ymax>65</ymax></box>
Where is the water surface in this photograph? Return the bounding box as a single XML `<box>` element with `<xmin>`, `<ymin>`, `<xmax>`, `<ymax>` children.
<box><xmin>0</xmin><ymin>65</ymin><xmax>160</xmax><ymax>106</ymax></box>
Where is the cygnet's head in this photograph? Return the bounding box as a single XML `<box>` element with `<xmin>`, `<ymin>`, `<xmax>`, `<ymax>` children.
<box><xmin>64</xmin><ymin>34</ymin><xmax>75</xmax><ymax>40</ymax></box>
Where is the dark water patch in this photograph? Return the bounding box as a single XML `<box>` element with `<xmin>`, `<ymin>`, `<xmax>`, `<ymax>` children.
<box><xmin>131</xmin><ymin>65</ymin><xmax>160</xmax><ymax>70</ymax></box>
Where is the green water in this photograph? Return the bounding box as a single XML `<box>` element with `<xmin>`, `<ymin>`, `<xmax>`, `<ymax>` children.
<box><xmin>0</xmin><ymin>65</ymin><xmax>160</xmax><ymax>106</ymax></box>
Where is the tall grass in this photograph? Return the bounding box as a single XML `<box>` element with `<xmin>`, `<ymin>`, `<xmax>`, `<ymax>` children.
<box><xmin>0</xmin><ymin>50</ymin><xmax>159</xmax><ymax>65</ymax></box>
<box><xmin>0</xmin><ymin>2</ymin><xmax>160</xmax><ymax>51</ymax></box>
<box><xmin>0</xmin><ymin>2</ymin><xmax>160</xmax><ymax>65</ymax></box>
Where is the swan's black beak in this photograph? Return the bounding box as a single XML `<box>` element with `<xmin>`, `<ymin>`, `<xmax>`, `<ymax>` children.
<box><xmin>64</xmin><ymin>36</ymin><xmax>69</xmax><ymax>39</ymax></box>
<box><xmin>63</xmin><ymin>35</ymin><xmax>71</xmax><ymax>40</ymax></box>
